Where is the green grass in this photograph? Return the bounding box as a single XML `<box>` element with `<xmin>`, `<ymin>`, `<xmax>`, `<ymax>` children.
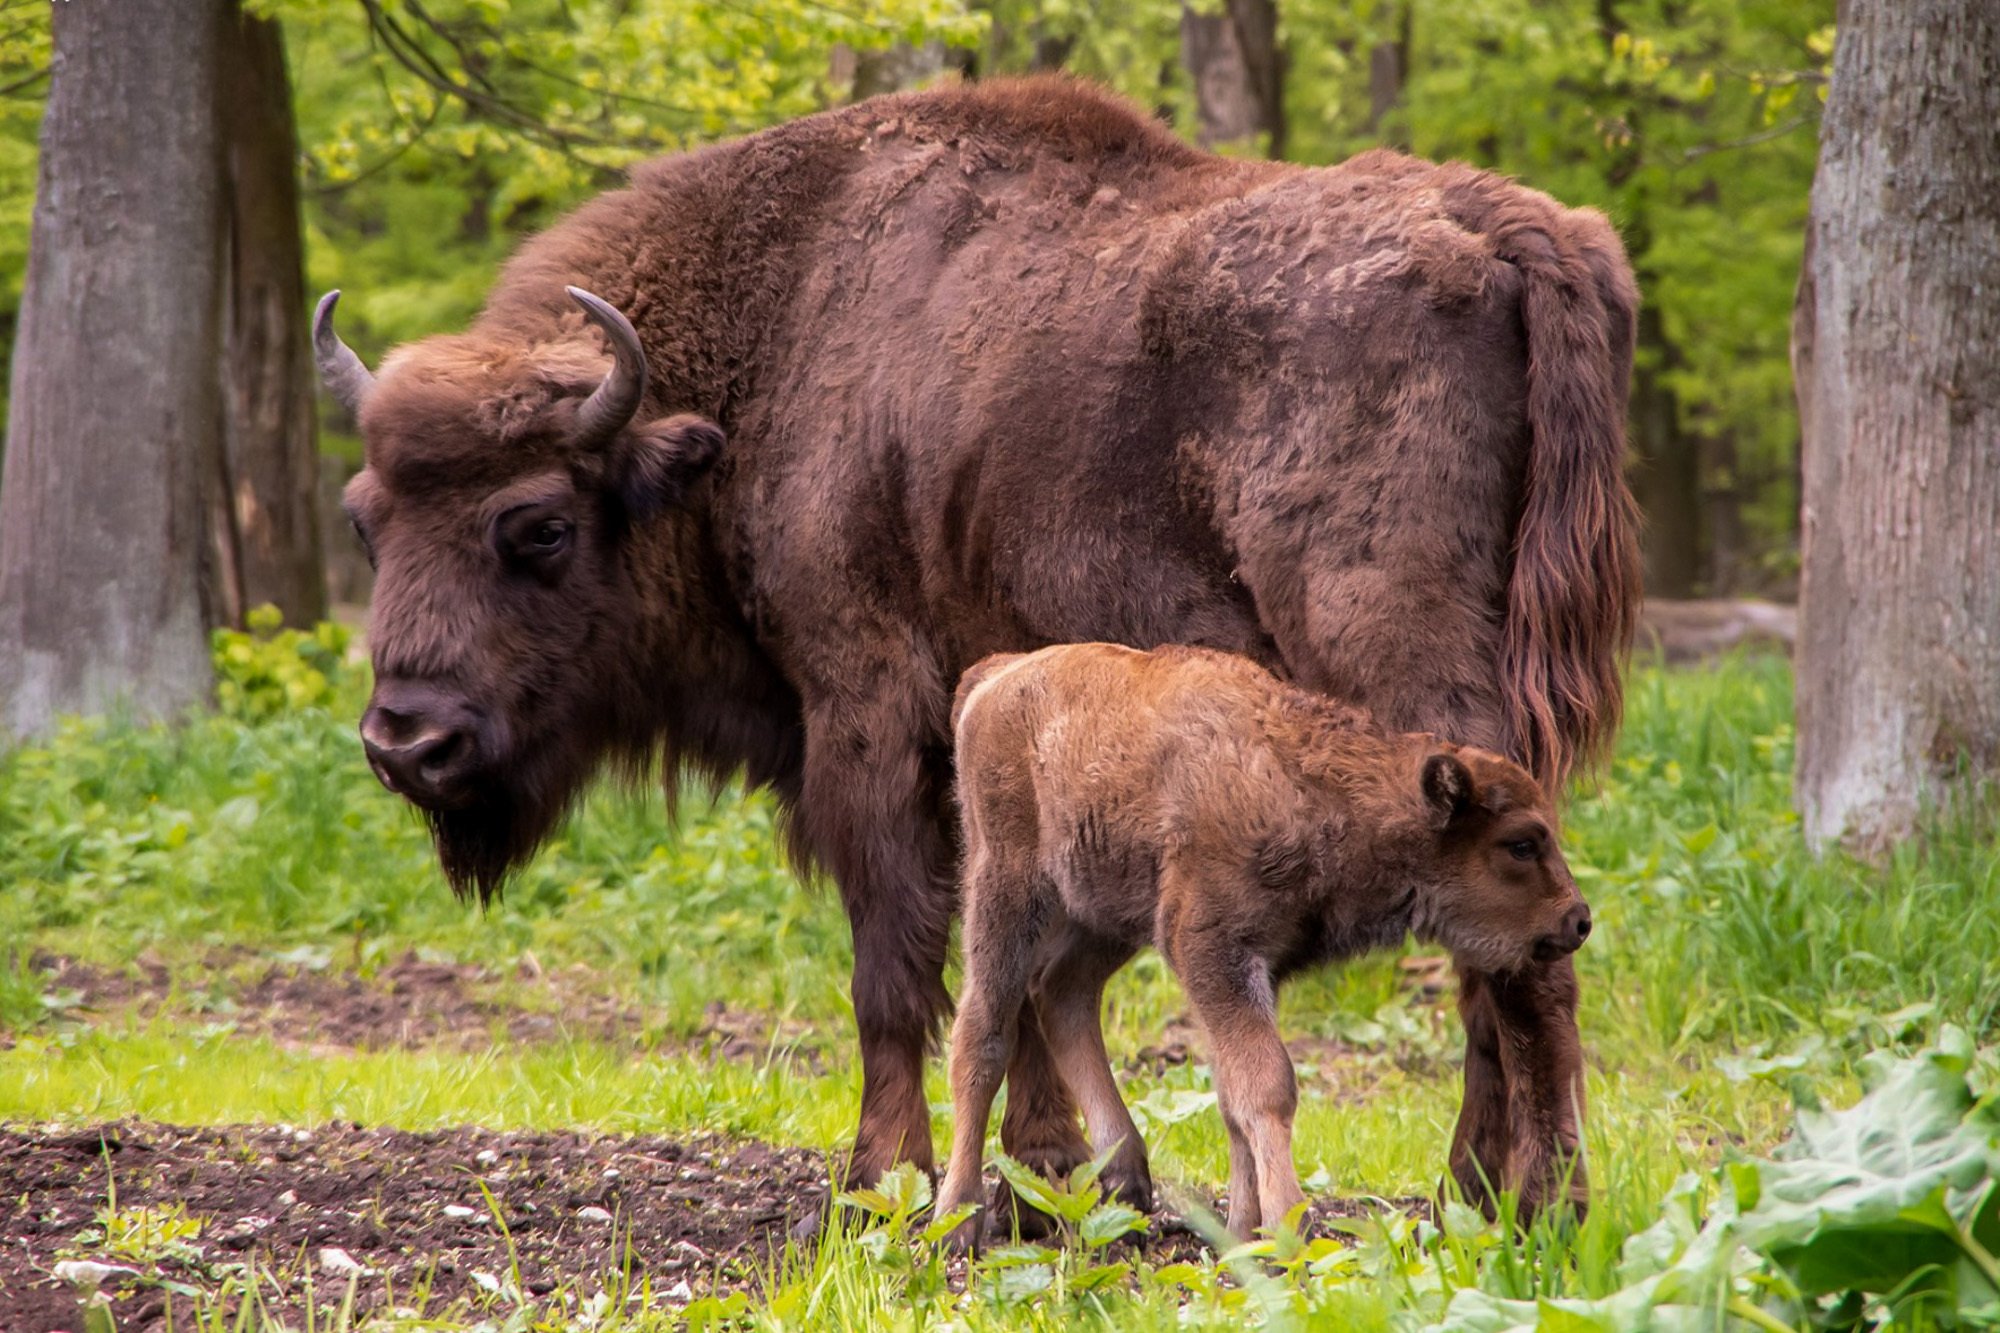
<box><xmin>4</xmin><ymin>640</ymin><xmax>1999</xmax><ymax>1329</ymax></box>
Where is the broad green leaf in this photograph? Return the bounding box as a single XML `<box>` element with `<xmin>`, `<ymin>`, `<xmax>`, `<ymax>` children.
<box><xmin>1079</xmin><ymin>1203</ymin><xmax>1147</xmax><ymax>1249</ymax></box>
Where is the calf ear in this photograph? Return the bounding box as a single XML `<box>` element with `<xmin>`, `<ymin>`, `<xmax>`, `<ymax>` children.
<box><xmin>1422</xmin><ymin>752</ymin><xmax>1475</xmax><ymax>828</ymax></box>
<box><xmin>616</xmin><ymin>414</ymin><xmax>725</xmax><ymax>519</ymax></box>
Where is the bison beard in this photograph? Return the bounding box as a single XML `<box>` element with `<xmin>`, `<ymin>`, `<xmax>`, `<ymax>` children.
<box><xmin>326</xmin><ymin>76</ymin><xmax>1640</xmax><ymax>1229</ymax></box>
<box><xmin>429</xmin><ymin>794</ymin><xmax>548</xmax><ymax>904</ymax></box>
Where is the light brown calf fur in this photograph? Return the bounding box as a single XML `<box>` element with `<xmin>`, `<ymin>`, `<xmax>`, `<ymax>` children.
<box><xmin>940</xmin><ymin>643</ymin><xmax>1591</xmax><ymax>1244</ymax></box>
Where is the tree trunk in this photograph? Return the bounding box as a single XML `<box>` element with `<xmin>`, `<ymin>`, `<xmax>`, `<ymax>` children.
<box><xmin>1629</xmin><ymin>304</ymin><xmax>1703</xmax><ymax>598</ymax></box>
<box><xmin>0</xmin><ymin>0</ymin><xmax>226</xmax><ymax>736</ymax></box>
<box><xmin>1701</xmin><ymin>430</ymin><xmax>1745</xmax><ymax>593</ymax></box>
<box><xmin>1794</xmin><ymin>0</ymin><xmax>2000</xmax><ymax>852</ymax></box>
<box><xmin>835</xmin><ymin>41</ymin><xmax>947</xmax><ymax>101</ymax></box>
<box><xmin>1179</xmin><ymin>0</ymin><xmax>1285</xmax><ymax>158</ymax></box>
<box><xmin>217</xmin><ymin>10</ymin><xmax>325</xmax><ymax>628</ymax></box>
<box><xmin>1366</xmin><ymin>1</ymin><xmax>1412</xmax><ymax>143</ymax></box>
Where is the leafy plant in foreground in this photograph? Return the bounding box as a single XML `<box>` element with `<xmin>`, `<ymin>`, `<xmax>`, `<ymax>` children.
<box><xmin>1433</xmin><ymin>1029</ymin><xmax>2000</xmax><ymax>1331</ymax></box>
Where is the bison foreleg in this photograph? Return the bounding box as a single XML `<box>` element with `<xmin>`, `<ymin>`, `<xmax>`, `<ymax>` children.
<box><xmin>792</xmin><ymin>694</ymin><xmax>957</xmax><ymax>1201</ymax></box>
<box><xmin>1449</xmin><ymin>960</ymin><xmax>1588</xmax><ymax>1223</ymax></box>
<box><xmin>990</xmin><ymin>1001</ymin><xmax>1092</xmax><ymax>1239</ymax></box>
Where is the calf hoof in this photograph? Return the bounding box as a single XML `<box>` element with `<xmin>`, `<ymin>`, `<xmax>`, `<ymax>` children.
<box><xmin>941</xmin><ymin>1212</ymin><xmax>986</xmax><ymax>1256</ymax></box>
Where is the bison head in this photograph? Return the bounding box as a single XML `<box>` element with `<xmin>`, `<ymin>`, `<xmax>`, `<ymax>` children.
<box><xmin>318</xmin><ymin>288</ymin><xmax>725</xmax><ymax>899</ymax></box>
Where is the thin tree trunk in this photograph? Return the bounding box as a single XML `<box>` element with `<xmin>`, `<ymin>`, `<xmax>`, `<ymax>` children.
<box><xmin>0</xmin><ymin>0</ymin><xmax>226</xmax><ymax>735</ymax></box>
<box><xmin>1179</xmin><ymin>0</ymin><xmax>1285</xmax><ymax>158</ymax></box>
<box><xmin>1701</xmin><ymin>430</ymin><xmax>1745</xmax><ymax>593</ymax></box>
<box><xmin>835</xmin><ymin>41</ymin><xmax>947</xmax><ymax>101</ymax></box>
<box><xmin>1366</xmin><ymin>1</ymin><xmax>1412</xmax><ymax>144</ymax></box>
<box><xmin>1794</xmin><ymin>0</ymin><xmax>2000</xmax><ymax>851</ymax></box>
<box><xmin>1629</xmin><ymin>304</ymin><xmax>1703</xmax><ymax>597</ymax></box>
<box><xmin>217</xmin><ymin>11</ymin><xmax>325</xmax><ymax>628</ymax></box>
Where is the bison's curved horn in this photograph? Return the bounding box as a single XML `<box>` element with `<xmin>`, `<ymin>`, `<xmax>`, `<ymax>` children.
<box><xmin>313</xmin><ymin>290</ymin><xmax>376</xmax><ymax>417</ymax></box>
<box><xmin>566</xmin><ymin>286</ymin><xmax>648</xmax><ymax>447</ymax></box>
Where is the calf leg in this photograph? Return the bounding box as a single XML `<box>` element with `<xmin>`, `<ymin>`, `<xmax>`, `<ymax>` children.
<box><xmin>1031</xmin><ymin>924</ymin><xmax>1150</xmax><ymax>1210</ymax></box>
<box><xmin>1179</xmin><ymin>951</ymin><xmax>1303</xmax><ymax>1240</ymax></box>
<box><xmin>937</xmin><ymin>854</ymin><xmax>1049</xmax><ymax>1251</ymax></box>
<box><xmin>1221</xmin><ymin>1115</ymin><xmax>1263</xmax><ymax>1241</ymax></box>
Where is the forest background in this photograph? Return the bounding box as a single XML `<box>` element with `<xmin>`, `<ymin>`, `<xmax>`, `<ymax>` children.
<box><xmin>0</xmin><ymin>0</ymin><xmax>1830</xmax><ymax>606</ymax></box>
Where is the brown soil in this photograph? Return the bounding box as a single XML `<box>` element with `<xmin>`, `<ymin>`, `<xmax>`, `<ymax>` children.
<box><xmin>0</xmin><ymin>1120</ymin><xmax>828</xmax><ymax>1332</ymax></box>
<box><xmin>17</xmin><ymin>952</ymin><xmax>820</xmax><ymax>1067</ymax></box>
<box><xmin>0</xmin><ymin>1120</ymin><xmax>1419</xmax><ymax>1331</ymax></box>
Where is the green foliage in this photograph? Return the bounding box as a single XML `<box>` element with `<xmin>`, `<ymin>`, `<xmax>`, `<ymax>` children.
<box><xmin>210</xmin><ymin>604</ymin><xmax>356</xmax><ymax>722</ymax></box>
<box><xmin>834</xmin><ymin>1161</ymin><xmax>978</xmax><ymax>1310</ymax></box>
<box><xmin>0</xmin><ymin>0</ymin><xmax>1824</xmax><ymax>575</ymax></box>
<box><xmin>1435</xmin><ymin>1030</ymin><xmax>2000</xmax><ymax>1331</ymax></box>
<box><xmin>9</xmin><ymin>643</ymin><xmax>2000</xmax><ymax>1327</ymax></box>
<box><xmin>275</xmin><ymin>0</ymin><xmax>987</xmax><ymax>362</ymax></box>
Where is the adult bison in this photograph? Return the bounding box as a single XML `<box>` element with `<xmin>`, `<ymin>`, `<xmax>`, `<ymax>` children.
<box><xmin>321</xmin><ymin>76</ymin><xmax>1639</xmax><ymax>1221</ymax></box>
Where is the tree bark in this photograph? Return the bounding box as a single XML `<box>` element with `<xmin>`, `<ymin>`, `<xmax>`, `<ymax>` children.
<box><xmin>1794</xmin><ymin>0</ymin><xmax>2000</xmax><ymax>851</ymax></box>
<box><xmin>1629</xmin><ymin>304</ymin><xmax>1703</xmax><ymax>598</ymax></box>
<box><xmin>217</xmin><ymin>10</ymin><xmax>325</xmax><ymax>628</ymax></box>
<box><xmin>835</xmin><ymin>41</ymin><xmax>947</xmax><ymax>101</ymax></box>
<box><xmin>0</xmin><ymin>0</ymin><xmax>226</xmax><ymax>735</ymax></box>
<box><xmin>1179</xmin><ymin>0</ymin><xmax>1285</xmax><ymax>158</ymax></box>
<box><xmin>1366</xmin><ymin>1</ymin><xmax>1412</xmax><ymax>143</ymax></box>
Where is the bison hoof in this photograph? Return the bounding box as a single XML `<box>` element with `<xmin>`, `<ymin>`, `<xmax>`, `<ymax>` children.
<box><xmin>1101</xmin><ymin>1159</ymin><xmax>1155</xmax><ymax>1215</ymax></box>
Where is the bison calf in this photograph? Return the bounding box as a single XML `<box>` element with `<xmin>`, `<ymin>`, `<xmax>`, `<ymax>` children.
<box><xmin>938</xmin><ymin>643</ymin><xmax>1591</xmax><ymax>1245</ymax></box>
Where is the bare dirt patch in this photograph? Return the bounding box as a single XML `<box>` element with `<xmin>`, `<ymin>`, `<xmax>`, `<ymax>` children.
<box><xmin>16</xmin><ymin>952</ymin><xmax>819</xmax><ymax>1066</ymax></box>
<box><xmin>0</xmin><ymin>1119</ymin><xmax>829</xmax><ymax>1332</ymax></box>
<box><xmin>0</xmin><ymin>1119</ymin><xmax>1425</xmax><ymax>1331</ymax></box>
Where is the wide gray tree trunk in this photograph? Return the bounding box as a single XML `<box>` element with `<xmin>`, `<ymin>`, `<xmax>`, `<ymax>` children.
<box><xmin>217</xmin><ymin>10</ymin><xmax>325</xmax><ymax>628</ymax></box>
<box><xmin>1179</xmin><ymin>0</ymin><xmax>1285</xmax><ymax>158</ymax></box>
<box><xmin>0</xmin><ymin>0</ymin><xmax>226</xmax><ymax>735</ymax></box>
<box><xmin>1794</xmin><ymin>0</ymin><xmax>2000</xmax><ymax>851</ymax></box>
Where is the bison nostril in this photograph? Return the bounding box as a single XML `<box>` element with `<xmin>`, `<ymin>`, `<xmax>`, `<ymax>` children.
<box><xmin>415</xmin><ymin>729</ymin><xmax>467</xmax><ymax>774</ymax></box>
<box><xmin>1575</xmin><ymin>915</ymin><xmax>1592</xmax><ymax>941</ymax></box>
<box><xmin>361</xmin><ymin>705</ymin><xmax>427</xmax><ymax>752</ymax></box>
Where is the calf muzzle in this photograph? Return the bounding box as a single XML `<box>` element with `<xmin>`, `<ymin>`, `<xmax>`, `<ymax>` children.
<box><xmin>1534</xmin><ymin>902</ymin><xmax>1593</xmax><ymax>960</ymax></box>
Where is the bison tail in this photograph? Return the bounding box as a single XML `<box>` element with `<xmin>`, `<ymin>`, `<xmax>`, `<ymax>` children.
<box><xmin>1497</xmin><ymin>215</ymin><xmax>1643</xmax><ymax>796</ymax></box>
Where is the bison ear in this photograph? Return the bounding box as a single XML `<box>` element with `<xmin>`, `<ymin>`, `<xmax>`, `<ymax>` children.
<box><xmin>615</xmin><ymin>414</ymin><xmax>725</xmax><ymax>519</ymax></box>
<box><xmin>1421</xmin><ymin>752</ymin><xmax>1475</xmax><ymax>829</ymax></box>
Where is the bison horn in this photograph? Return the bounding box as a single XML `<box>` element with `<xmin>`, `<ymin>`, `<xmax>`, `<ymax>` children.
<box><xmin>312</xmin><ymin>290</ymin><xmax>376</xmax><ymax>418</ymax></box>
<box><xmin>566</xmin><ymin>286</ymin><xmax>648</xmax><ymax>446</ymax></box>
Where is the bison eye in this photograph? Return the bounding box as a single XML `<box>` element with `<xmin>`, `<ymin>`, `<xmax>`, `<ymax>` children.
<box><xmin>1505</xmin><ymin>838</ymin><xmax>1539</xmax><ymax>862</ymax></box>
<box><xmin>495</xmin><ymin>505</ymin><xmax>577</xmax><ymax>574</ymax></box>
<box><xmin>348</xmin><ymin>515</ymin><xmax>376</xmax><ymax>570</ymax></box>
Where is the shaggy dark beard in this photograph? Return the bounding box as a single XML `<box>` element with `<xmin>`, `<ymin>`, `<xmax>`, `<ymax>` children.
<box><xmin>426</xmin><ymin>794</ymin><xmax>568</xmax><ymax>905</ymax></box>
<box><xmin>423</xmin><ymin>723</ymin><xmax>642</xmax><ymax>904</ymax></box>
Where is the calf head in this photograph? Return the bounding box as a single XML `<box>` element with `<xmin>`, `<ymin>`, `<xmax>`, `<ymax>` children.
<box><xmin>318</xmin><ymin>288</ymin><xmax>724</xmax><ymax>898</ymax></box>
<box><xmin>1413</xmin><ymin>745</ymin><xmax>1591</xmax><ymax>974</ymax></box>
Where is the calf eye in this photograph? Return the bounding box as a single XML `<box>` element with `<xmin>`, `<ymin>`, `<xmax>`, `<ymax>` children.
<box><xmin>1506</xmin><ymin>839</ymin><xmax>1539</xmax><ymax>862</ymax></box>
<box><xmin>527</xmin><ymin>519</ymin><xmax>570</xmax><ymax>551</ymax></box>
